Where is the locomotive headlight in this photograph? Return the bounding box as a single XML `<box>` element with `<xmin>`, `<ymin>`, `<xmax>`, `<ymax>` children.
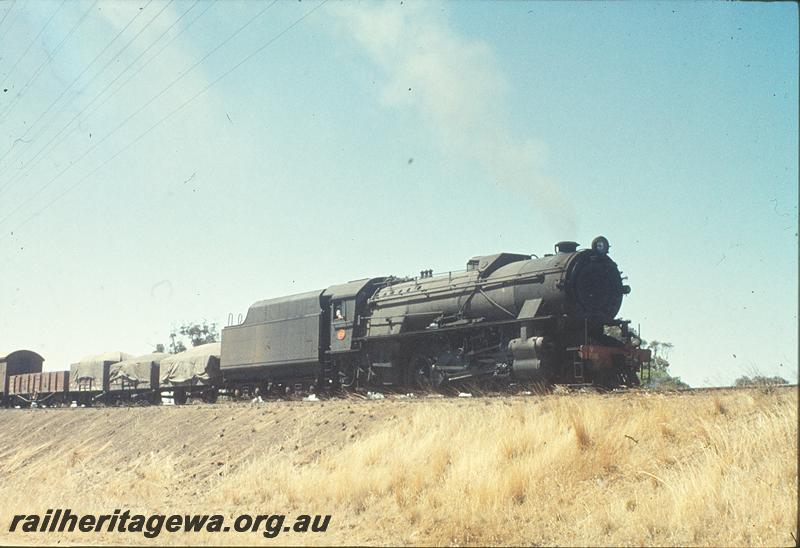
<box><xmin>591</xmin><ymin>236</ymin><xmax>610</xmax><ymax>255</ymax></box>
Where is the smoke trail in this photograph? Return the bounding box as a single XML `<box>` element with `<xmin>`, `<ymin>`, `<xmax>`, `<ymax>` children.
<box><xmin>331</xmin><ymin>3</ymin><xmax>576</xmax><ymax>235</ymax></box>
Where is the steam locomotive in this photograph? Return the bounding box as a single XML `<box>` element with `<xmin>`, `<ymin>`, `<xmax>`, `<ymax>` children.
<box><xmin>1</xmin><ymin>236</ymin><xmax>649</xmax><ymax>407</ymax></box>
<box><xmin>221</xmin><ymin>235</ymin><xmax>649</xmax><ymax>394</ymax></box>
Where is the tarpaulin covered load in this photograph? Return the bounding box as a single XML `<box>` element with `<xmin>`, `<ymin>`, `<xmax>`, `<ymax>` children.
<box><xmin>159</xmin><ymin>343</ymin><xmax>221</xmax><ymax>387</ymax></box>
<box><xmin>70</xmin><ymin>351</ymin><xmax>134</xmax><ymax>392</ymax></box>
<box><xmin>109</xmin><ymin>352</ymin><xmax>167</xmax><ymax>391</ymax></box>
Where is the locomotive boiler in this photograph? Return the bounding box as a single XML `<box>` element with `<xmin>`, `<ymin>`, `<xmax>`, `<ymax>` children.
<box><xmin>221</xmin><ymin>236</ymin><xmax>649</xmax><ymax>393</ymax></box>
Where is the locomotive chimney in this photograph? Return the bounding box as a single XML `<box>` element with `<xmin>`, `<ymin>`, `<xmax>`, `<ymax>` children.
<box><xmin>554</xmin><ymin>241</ymin><xmax>579</xmax><ymax>254</ymax></box>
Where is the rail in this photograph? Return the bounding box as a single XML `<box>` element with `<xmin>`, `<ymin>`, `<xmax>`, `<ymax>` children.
<box><xmin>4</xmin><ymin>383</ymin><xmax>795</xmax><ymax>411</ymax></box>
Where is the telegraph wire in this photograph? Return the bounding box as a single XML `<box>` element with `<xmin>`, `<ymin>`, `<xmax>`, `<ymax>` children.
<box><xmin>0</xmin><ymin>0</ymin><xmax>97</xmax><ymax>126</ymax></box>
<box><xmin>0</xmin><ymin>0</ymin><xmax>17</xmax><ymax>36</ymax></box>
<box><xmin>0</xmin><ymin>0</ymin><xmax>211</xmax><ymax>199</ymax></box>
<box><xmin>0</xmin><ymin>0</ymin><xmax>227</xmax><ymax>203</ymax></box>
<box><xmin>0</xmin><ymin>0</ymin><xmax>283</xmax><ymax>229</ymax></box>
<box><xmin>0</xmin><ymin>0</ymin><xmax>23</xmax><ymax>53</ymax></box>
<box><xmin>4</xmin><ymin>0</ymin><xmax>328</xmax><ymax>237</ymax></box>
<box><xmin>0</xmin><ymin>0</ymin><xmax>66</xmax><ymax>109</ymax></box>
<box><xmin>0</xmin><ymin>0</ymin><xmax>170</xmax><ymax>183</ymax></box>
<box><xmin>0</xmin><ymin>1</ymin><xmax>152</xmax><ymax>173</ymax></box>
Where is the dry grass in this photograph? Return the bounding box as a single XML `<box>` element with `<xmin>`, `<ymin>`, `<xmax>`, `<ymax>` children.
<box><xmin>0</xmin><ymin>388</ymin><xmax>796</xmax><ymax>546</ymax></box>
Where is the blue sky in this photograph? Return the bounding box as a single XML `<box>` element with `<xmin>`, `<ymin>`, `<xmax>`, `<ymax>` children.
<box><xmin>0</xmin><ymin>0</ymin><xmax>796</xmax><ymax>386</ymax></box>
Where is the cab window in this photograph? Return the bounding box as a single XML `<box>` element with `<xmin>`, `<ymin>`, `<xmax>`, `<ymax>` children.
<box><xmin>334</xmin><ymin>301</ymin><xmax>346</xmax><ymax>320</ymax></box>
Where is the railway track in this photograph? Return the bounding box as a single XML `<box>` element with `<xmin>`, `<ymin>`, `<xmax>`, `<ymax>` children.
<box><xmin>4</xmin><ymin>383</ymin><xmax>796</xmax><ymax>412</ymax></box>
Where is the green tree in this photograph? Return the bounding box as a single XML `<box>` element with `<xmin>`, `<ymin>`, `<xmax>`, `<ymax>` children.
<box><xmin>643</xmin><ymin>339</ymin><xmax>689</xmax><ymax>389</ymax></box>
<box><xmin>603</xmin><ymin>326</ymin><xmax>688</xmax><ymax>389</ymax></box>
<box><xmin>168</xmin><ymin>334</ymin><xmax>186</xmax><ymax>355</ymax></box>
<box><xmin>157</xmin><ymin>321</ymin><xmax>218</xmax><ymax>354</ymax></box>
<box><xmin>734</xmin><ymin>375</ymin><xmax>788</xmax><ymax>387</ymax></box>
<box><xmin>178</xmin><ymin>321</ymin><xmax>218</xmax><ymax>347</ymax></box>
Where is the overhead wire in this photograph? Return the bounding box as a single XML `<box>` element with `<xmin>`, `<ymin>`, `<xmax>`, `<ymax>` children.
<box><xmin>0</xmin><ymin>0</ymin><xmax>66</xmax><ymax>113</ymax></box>
<box><xmin>3</xmin><ymin>0</ymin><xmax>328</xmax><ymax>236</ymax></box>
<box><xmin>0</xmin><ymin>0</ymin><xmax>23</xmax><ymax>53</ymax></box>
<box><xmin>0</xmin><ymin>0</ymin><xmax>282</xmax><ymax>229</ymax></box>
<box><xmin>1</xmin><ymin>0</ymin><xmax>237</xmax><ymax>205</ymax></box>
<box><xmin>0</xmin><ymin>0</ymin><xmax>17</xmax><ymax>36</ymax></box>
<box><xmin>0</xmin><ymin>0</ymin><xmax>173</xmax><ymax>190</ymax></box>
<box><xmin>0</xmin><ymin>0</ymin><xmax>153</xmax><ymax>172</ymax></box>
<box><xmin>0</xmin><ymin>0</ymin><xmax>211</xmax><ymax>198</ymax></box>
<box><xmin>0</xmin><ymin>0</ymin><xmax>98</xmax><ymax>126</ymax></box>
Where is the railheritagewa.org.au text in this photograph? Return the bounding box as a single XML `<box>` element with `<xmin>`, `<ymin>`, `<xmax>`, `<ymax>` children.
<box><xmin>9</xmin><ymin>509</ymin><xmax>331</xmax><ymax>538</ymax></box>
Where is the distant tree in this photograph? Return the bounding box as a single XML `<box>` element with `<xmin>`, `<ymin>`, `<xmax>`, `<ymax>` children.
<box><xmin>178</xmin><ymin>321</ymin><xmax>218</xmax><ymax>347</ymax></box>
<box><xmin>650</xmin><ymin>374</ymin><xmax>690</xmax><ymax>390</ymax></box>
<box><xmin>158</xmin><ymin>321</ymin><xmax>218</xmax><ymax>354</ymax></box>
<box><xmin>169</xmin><ymin>336</ymin><xmax>187</xmax><ymax>355</ymax></box>
<box><xmin>603</xmin><ymin>325</ymin><xmax>626</xmax><ymax>342</ymax></box>
<box><xmin>621</xmin><ymin>329</ymin><xmax>685</xmax><ymax>389</ymax></box>
<box><xmin>603</xmin><ymin>326</ymin><xmax>687</xmax><ymax>389</ymax></box>
<box><xmin>642</xmin><ymin>339</ymin><xmax>689</xmax><ymax>389</ymax></box>
<box><xmin>734</xmin><ymin>375</ymin><xmax>788</xmax><ymax>387</ymax></box>
<box><xmin>647</xmin><ymin>340</ymin><xmax>671</xmax><ymax>376</ymax></box>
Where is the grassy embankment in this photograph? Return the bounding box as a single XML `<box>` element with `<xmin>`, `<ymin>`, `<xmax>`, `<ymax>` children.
<box><xmin>0</xmin><ymin>387</ymin><xmax>796</xmax><ymax>546</ymax></box>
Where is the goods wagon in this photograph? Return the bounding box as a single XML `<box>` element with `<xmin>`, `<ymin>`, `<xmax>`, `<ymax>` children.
<box><xmin>159</xmin><ymin>343</ymin><xmax>221</xmax><ymax>404</ymax></box>
<box><xmin>0</xmin><ymin>350</ymin><xmax>44</xmax><ymax>405</ymax></box>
